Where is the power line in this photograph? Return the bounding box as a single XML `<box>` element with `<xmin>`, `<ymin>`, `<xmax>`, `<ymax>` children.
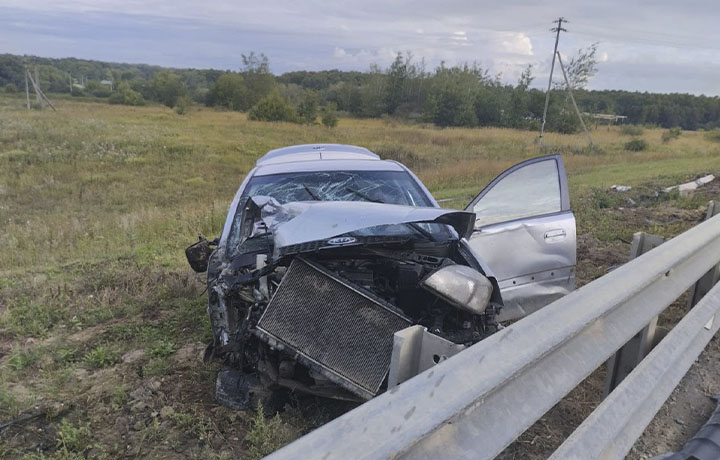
<box><xmin>572</xmin><ymin>21</ymin><xmax>713</xmax><ymax>45</ymax></box>
<box><xmin>559</xmin><ymin>21</ymin><xmax>720</xmax><ymax>52</ymax></box>
<box><xmin>572</xmin><ymin>30</ymin><xmax>720</xmax><ymax>52</ymax></box>
<box><xmin>539</xmin><ymin>17</ymin><xmax>566</xmax><ymax>143</ymax></box>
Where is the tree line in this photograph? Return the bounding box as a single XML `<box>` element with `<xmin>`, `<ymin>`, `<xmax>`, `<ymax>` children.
<box><xmin>2</xmin><ymin>52</ymin><xmax>719</xmax><ymax>131</ymax></box>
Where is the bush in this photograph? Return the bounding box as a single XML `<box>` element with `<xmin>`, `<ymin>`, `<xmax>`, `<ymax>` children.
<box><xmin>83</xmin><ymin>345</ymin><xmax>118</xmax><ymax>368</ymax></box>
<box><xmin>298</xmin><ymin>91</ymin><xmax>319</xmax><ymax>124</ymax></box>
<box><xmin>108</xmin><ymin>83</ymin><xmax>144</xmax><ymax>106</ymax></box>
<box><xmin>248</xmin><ymin>92</ymin><xmax>298</xmax><ymax>123</ymax></box>
<box><xmin>91</xmin><ymin>88</ymin><xmax>112</xmax><ymax>98</ymax></box>
<box><xmin>148</xmin><ymin>340</ymin><xmax>175</xmax><ymax>358</ymax></box>
<box><xmin>4</xmin><ymin>83</ymin><xmax>17</xmax><ymax>93</ymax></box>
<box><xmin>56</xmin><ymin>418</ymin><xmax>94</xmax><ymax>455</ymax></box>
<box><xmin>546</xmin><ymin>110</ymin><xmax>580</xmax><ymax>134</ymax></box>
<box><xmin>151</xmin><ymin>71</ymin><xmax>185</xmax><ymax>108</ymax></box>
<box><xmin>321</xmin><ymin>103</ymin><xmax>339</xmax><ymax>127</ymax></box>
<box><xmin>624</xmin><ymin>139</ymin><xmax>649</xmax><ymax>151</ymax></box>
<box><xmin>206</xmin><ymin>73</ymin><xmax>247</xmax><ymax>110</ymax></box>
<box><xmin>620</xmin><ymin>125</ymin><xmax>644</xmax><ymax>136</ymax></box>
<box><xmin>662</xmin><ymin>127</ymin><xmax>682</xmax><ymax>143</ymax></box>
<box><xmin>175</xmin><ymin>95</ymin><xmax>192</xmax><ymax>115</ymax></box>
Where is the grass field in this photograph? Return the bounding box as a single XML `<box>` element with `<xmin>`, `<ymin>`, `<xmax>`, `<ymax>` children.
<box><xmin>2</xmin><ymin>96</ymin><xmax>720</xmax><ymax>459</ymax></box>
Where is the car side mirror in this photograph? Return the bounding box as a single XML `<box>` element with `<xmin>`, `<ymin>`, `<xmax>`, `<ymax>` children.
<box><xmin>185</xmin><ymin>236</ymin><xmax>217</xmax><ymax>273</ymax></box>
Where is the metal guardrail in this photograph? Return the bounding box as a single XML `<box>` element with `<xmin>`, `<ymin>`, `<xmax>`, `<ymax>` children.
<box><xmin>266</xmin><ymin>211</ymin><xmax>720</xmax><ymax>460</ymax></box>
<box><xmin>550</xmin><ymin>281</ymin><xmax>720</xmax><ymax>459</ymax></box>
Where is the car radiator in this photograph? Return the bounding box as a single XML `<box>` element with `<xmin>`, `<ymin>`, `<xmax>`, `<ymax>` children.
<box><xmin>255</xmin><ymin>257</ymin><xmax>411</xmax><ymax>399</ymax></box>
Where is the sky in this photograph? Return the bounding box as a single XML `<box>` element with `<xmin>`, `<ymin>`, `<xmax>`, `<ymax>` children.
<box><xmin>2</xmin><ymin>0</ymin><xmax>720</xmax><ymax>95</ymax></box>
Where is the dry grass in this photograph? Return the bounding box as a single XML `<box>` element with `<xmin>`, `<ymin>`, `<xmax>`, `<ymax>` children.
<box><xmin>3</xmin><ymin>97</ymin><xmax>719</xmax><ymax>272</ymax></box>
<box><xmin>2</xmin><ymin>95</ymin><xmax>720</xmax><ymax>459</ymax></box>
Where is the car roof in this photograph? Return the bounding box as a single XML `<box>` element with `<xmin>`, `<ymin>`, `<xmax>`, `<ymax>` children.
<box><xmin>256</xmin><ymin>144</ymin><xmax>380</xmax><ymax>166</ymax></box>
<box><xmin>254</xmin><ymin>158</ymin><xmax>405</xmax><ymax>176</ymax></box>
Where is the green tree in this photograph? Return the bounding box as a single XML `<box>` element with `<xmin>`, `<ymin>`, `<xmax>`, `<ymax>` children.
<box><xmin>151</xmin><ymin>71</ymin><xmax>185</xmax><ymax>107</ymax></box>
<box><xmin>248</xmin><ymin>91</ymin><xmax>298</xmax><ymax>123</ymax></box>
<box><xmin>207</xmin><ymin>73</ymin><xmax>247</xmax><ymax>110</ymax></box>
<box><xmin>241</xmin><ymin>52</ymin><xmax>276</xmax><ymax>108</ymax></box>
<box><xmin>175</xmin><ymin>95</ymin><xmax>192</xmax><ymax>115</ymax></box>
<box><xmin>108</xmin><ymin>82</ymin><xmax>144</xmax><ymax>106</ymax></box>
<box><xmin>298</xmin><ymin>90</ymin><xmax>319</xmax><ymax>124</ymax></box>
<box><xmin>84</xmin><ymin>80</ymin><xmax>111</xmax><ymax>97</ymax></box>
<box><xmin>386</xmin><ymin>53</ymin><xmax>409</xmax><ymax>114</ymax></box>
<box><xmin>321</xmin><ymin>103</ymin><xmax>339</xmax><ymax>127</ymax></box>
<box><xmin>544</xmin><ymin>92</ymin><xmax>580</xmax><ymax>134</ymax></box>
<box><xmin>556</xmin><ymin>43</ymin><xmax>599</xmax><ymax>90</ymax></box>
<box><xmin>506</xmin><ymin>65</ymin><xmax>534</xmax><ymax>128</ymax></box>
<box><xmin>425</xmin><ymin>65</ymin><xmax>484</xmax><ymax>127</ymax></box>
<box><xmin>351</xmin><ymin>66</ymin><xmax>387</xmax><ymax>117</ymax></box>
<box><xmin>474</xmin><ymin>84</ymin><xmax>505</xmax><ymax>126</ymax></box>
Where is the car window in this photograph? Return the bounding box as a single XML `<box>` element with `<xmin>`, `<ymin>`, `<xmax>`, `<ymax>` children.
<box><xmin>472</xmin><ymin>159</ymin><xmax>561</xmax><ymax>227</ymax></box>
<box><xmin>243</xmin><ymin>170</ymin><xmax>431</xmax><ymax>206</ymax></box>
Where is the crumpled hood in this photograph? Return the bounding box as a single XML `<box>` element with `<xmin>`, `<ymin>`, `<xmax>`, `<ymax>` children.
<box><xmin>243</xmin><ymin>196</ymin><xmax>475</xmax><ymax>250</ymax></box>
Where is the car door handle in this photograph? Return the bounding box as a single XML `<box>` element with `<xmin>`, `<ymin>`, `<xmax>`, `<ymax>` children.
<box><xmin>544</xmin><ymin>229</ymin><xmax>566</xmax><ymax>243</ymax></box>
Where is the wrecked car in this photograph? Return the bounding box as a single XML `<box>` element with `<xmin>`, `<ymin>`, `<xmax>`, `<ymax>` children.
<box><xmin>186</xmin><ymin>144</ymin><xmax>576</xmax><ymax>407</ymax></box>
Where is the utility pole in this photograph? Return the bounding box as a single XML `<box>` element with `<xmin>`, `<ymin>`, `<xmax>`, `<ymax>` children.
<box><xmin>24</xmin><ymin>67</ymin><xmax>30</xmax><ymax>109</ymax></box>
<box><xmin>26</xmin><ymin>70</ymin><xmax>56</xmax><ymax>112</ymax></box>
<box><xmin>556</xmin><ymin>51</ymin><xmax>593</xmax><ymax>147</ymax></box>
<box><xmin>539</xmin><ymin>17</ymin><xmax>567</xmax><ymax>143</ymax></box>
<box><xmin>34</xmin><ymin>67</ymin><xmax>42</xmax><ymax>107</ymax></box>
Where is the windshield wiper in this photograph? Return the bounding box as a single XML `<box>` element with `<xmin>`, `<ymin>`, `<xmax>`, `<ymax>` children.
<box><xmin>346</xmin><ymin>187</ymin><xmax>383</xmax><ymax>203</ymax></box>
<box><xmin>303</xmin><ymin>184</ymin><xmax>321</xmax><ymax>201</ymax></box>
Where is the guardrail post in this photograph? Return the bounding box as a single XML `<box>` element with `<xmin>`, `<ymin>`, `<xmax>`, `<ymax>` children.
<box><xmin>266</xmin><ymin>211</ymin><xmax>720</xmax><ymax>460</ymax></box>
<box><xmin>688</xmin><ymin>201</ymin><xmax>720</xmax><ymax>309</ymax></box>
<box><xmin>604</xmin><ymin>232</ymin><xmax>665</xmax><ymax>396</ymax></box>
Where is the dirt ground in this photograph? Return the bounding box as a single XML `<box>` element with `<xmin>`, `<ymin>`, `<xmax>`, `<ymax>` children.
<box><xmin>499</xmin><ymin>178</ymin><xmax>720</xmax><ymax>460</ymax></box>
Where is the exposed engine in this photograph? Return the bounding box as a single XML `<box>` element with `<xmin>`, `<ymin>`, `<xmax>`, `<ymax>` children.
<box><xmin>204</xmin><ymin>235</ymin><xmax>502</xmax><ymax>405</ymax></box>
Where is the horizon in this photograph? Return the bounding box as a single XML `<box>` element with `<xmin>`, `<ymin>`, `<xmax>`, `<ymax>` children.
<box><xmin>2</xmin><ymin>1</ymin><xmax>720</xmax><ymax>97</ymax></box>
<box><xmin>8</xmin><ymin>51</ymin><xmax>720</xmax><ymax>99</ymax></box>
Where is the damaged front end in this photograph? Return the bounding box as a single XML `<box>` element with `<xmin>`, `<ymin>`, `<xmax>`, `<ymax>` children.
<box><xmin>193</xmin><ymin>197</ymin><xmax>502</xmax><ymax>407</ymax></box>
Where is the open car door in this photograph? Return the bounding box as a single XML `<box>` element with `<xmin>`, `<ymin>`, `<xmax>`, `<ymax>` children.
<box><xmin>465</xmin><ymin>154</ymin><xmax>576</xmax><ymax>321</ymax></box>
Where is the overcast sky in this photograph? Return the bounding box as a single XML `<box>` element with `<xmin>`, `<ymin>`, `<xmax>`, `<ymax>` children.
<box><xmin>2</xmin><ymin>0</ymin><xmax>720</xmax><ymax>95</ymax></box>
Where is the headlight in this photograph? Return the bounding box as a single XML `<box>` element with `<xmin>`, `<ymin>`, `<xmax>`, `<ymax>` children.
<box><xmin>421</xmin><ymin>265</ymin><xmax>493</xmax><ymax>315</ymax></box>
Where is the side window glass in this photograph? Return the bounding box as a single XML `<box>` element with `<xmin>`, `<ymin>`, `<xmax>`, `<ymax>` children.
<box><xmin>473</xmin><ymin>159</ymin><xmax>561</xmax><ymax>227</ymax></box>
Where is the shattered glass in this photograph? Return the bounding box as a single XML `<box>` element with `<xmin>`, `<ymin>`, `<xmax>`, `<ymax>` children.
<box><xmin>227</xmin><ymin>171</ymin><xmax>450</xmax><ymax>256</ymax></box>
<box><xmin>246</xmin><ymin>171</ymin><xmax>430</xmax><ymax>206</ymax></box>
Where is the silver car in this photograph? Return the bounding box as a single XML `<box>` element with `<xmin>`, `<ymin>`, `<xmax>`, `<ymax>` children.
<box><xmin>186</xmin><ymin>144</ymin><xmax>576</xmax><ymax>407</ymax></box>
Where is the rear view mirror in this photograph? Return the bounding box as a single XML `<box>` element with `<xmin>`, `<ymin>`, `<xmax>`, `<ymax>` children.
<box><xmin>185</xmin><ymin>236</ymin><xmax>217</xmax><ymax>273</ymax></box>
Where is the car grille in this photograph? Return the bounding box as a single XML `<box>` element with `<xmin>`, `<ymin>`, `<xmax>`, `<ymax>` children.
<box><xmin>255</xmin><ymin>257</ymin><xmax>411</xmax><ymax>399</ymax></box>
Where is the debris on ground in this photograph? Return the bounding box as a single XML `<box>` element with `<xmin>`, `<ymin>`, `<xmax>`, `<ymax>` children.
<box><xmin>663</xmin><ymin>174</ymin><xmax>715</xmax><ymax>195</ymax></box>
<box><xmin>611</xmin><ymin>185</ymin><xmax>632</xmax><ymax>192</ymax></box>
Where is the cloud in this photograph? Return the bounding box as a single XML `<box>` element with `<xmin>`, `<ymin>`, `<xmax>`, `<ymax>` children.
<box><xmin>499</xmin><ymin>33</ymin><xmax>533</xmax><ymax>56</ymax></box>
<box><xmin>1</xmin><ymin>0</ymin><xmax>719</xmax><ymax>94</ymax></box>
